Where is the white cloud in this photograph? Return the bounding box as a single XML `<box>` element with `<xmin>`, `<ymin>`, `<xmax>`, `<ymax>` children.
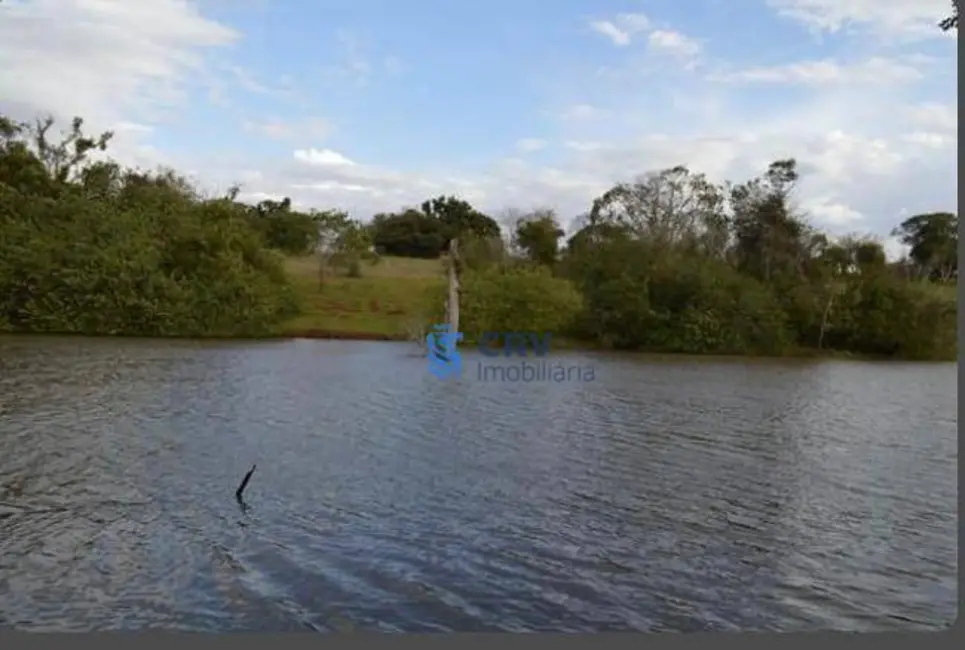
<box><xmin>801</xmin><ymin>197</ymin><xmax>865</xmax><ymax>226</ymax></box>
<box><xmin>648</xmin><ymin>29</ymin><xmax>702</xmax><ymax>63</ymax></box>
<box><xmin>709</xmin><ymin>57</ymin><xmax>924</xmax><ymax>85</ymax></box>
<box><xmin>590</xmin><ymin>20</ymin><xmax>631</xmax><ymax>46</ymax></box>
<box><xmin>564</xmin><ymin>141</ymin><xmax>607</xmax><ymax>153</ymax></box>
<box><xmin>0</xmin><ymin>0</ymin><xmax>239</xmax><ymax>173</ymax></box>
<box><xmin>901</xmin><ymin>131</ymin><xmax>954</xmax><ymax>149</ymax></box>
<box><xmin>0</xmin><ymin>0</ymin><xmax>236</xmax><ymax>127</ymax></box>
<box><xmin>515</xmin><ymin>138</ymin><xmax>547</xmax><ymax>153</ymax></box>
<box><xmin>905</xmin><ymin>102</ymin><xmax>958</xmax><ymax>132</ymax></box>
<box><xmin>803</xmin><ymin>131</ymin><xmax>905</xmax><ymax>179</ymax></box>
<box><xmin>239</xmin><ymin>189</ymin><xmax>288</xmax><ymax>204</ymax></box>
<box><xmin>254</xmin><ymin>118</ymin><xmax>942</xmax><ymax>243</ymax></box>
<box><xmin>114</xmin><ymin>121</ymin><xmax>155</xmax><ymax>136</ymax></box>
<box><xmin>616</xmin><ymin>13</ymin><xmax>652</xmax><ymax>33</ymax></box>
<box><xmin>293</xmin><ymin>148</ymin><xmax>356</xmax><ymax>167</ymax></box>
<box><xmin>589</xmin><ymin>13</ymin><xmax>651</xmax><ymax>46</ymax></box>
<box><xmin>767</xmin><ymin>0</ymin><xmax>954</xmax><ymax>39</ymax></box>
<box><xmin>168</xmin><ymin>103</ymin><xmax>952</xmax><ymax>250</ymax></box>
<box><xmin>591</xmin><ymin>13</ymin><xmax>703</xmax><ymax>72</ymax></box>
<box><xmin>290</xmin><ymin>181</ymin><xmax>369</xmax><ymax>193</ymax></box>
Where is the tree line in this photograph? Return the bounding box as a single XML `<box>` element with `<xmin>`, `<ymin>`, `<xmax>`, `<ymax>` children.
<box><xmin>440</xmin><ymin>162</ymin><xmax>956</xmax><ymax>360</ymax></box>
<box><xmin>0</xmin><ymin>113</ymin><xmax>956</xmax><ymax>359</ymax></box>
<box><xmin>354</xmin><ymin>159</ymin><xmax>956</xmax><ymax>361</ymax></box>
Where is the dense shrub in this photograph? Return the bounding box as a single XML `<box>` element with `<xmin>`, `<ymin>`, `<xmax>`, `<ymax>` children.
<box><xmin>0</xmin><ymin>115</ymin><xmax>297</xmax><ymax>337</ymax></box>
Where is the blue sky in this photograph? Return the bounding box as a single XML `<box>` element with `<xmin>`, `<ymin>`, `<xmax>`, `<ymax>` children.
<box><xmin>0</xmin><ymin>0</ymin><xmax>957</xmax><ymax>252</ymax></box>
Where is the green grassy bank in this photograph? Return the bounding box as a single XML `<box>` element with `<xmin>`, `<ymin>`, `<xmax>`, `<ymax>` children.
<box><xmin>278</xmin><ymin>255</ymin><xmax>445</xmax><ymax>340</ymax></box>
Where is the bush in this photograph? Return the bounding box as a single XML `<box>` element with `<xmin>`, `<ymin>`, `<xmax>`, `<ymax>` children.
<box><xmin>456</xmin><ymin>264</ymin><xmax>584</xmax><ymax>340</ymax></box>
<box><xmin>830</xmin><ymin>274</ymin><xmax>956</xmax><ymax>359</ymax></box>
<box><xmin>0</xmin><ymin>115</ymin><xmax>298</xmax><ymax>337</ymax></box>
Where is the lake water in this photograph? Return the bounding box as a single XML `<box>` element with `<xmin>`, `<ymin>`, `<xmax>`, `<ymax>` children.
<box><xmin>0</xmin><ymin>336</ymin><xmax>957</xmax><ymax>632</ymax></box>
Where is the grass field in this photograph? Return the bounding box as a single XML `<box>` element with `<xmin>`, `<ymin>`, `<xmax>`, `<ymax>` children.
<box><xmin>279</xmin><ymin>255</ymin><xmax>446</xmax><ymax>339</ymax></box>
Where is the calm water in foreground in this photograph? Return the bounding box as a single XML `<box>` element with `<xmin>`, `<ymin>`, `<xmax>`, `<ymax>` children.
<box><xmin>0</xmin><ymin>337</ymin><xmax>957</xmax><ymax>632</ymax></box>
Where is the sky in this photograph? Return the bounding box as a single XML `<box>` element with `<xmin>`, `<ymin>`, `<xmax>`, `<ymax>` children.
<box><xmin>0</xmin><ymin>0</ymin><xmax>958</xmax><ymax>256</ymax></box>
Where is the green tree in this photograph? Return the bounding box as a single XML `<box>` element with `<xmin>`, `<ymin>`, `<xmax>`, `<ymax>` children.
<box><xmin>331</xmin><ymin>219</ymin><xmax>378</xmax><ymax>277</ymax></box>
<box><xmin>728</xmin><ymin>159</ymin><xmax>811</xmax><ymax>284</ymax></box>
<box><xmin>456</xmin><ymin>231</ymin><xmax>508</xmax><ymax>273</ymax></box>
<box><xmin>370</xmin><ymin>208</ymin><xmax>447</xmax><ymax>258</ymax></box>
<box><xmin>891</xmin><ymin>212</ymin><xmax>958</xmax><ymax>282</ymax></box>
<box><xmin>0</xmin><ymin>112</ymin><xmax>297</xmax><ymax>337</ymax></box>
<box><xmin>368</xmin><ymin>196</ymin><xmax>500</xmax><ymax>258</ymax></box>
<box><xmin>587</xmin><ymin>165</ymin><xmax>728</xmax><ymax>254</ymax></box>
<box><xmin>246</xmin><ymin>197</ymin><xmax>320</xmax><ymax>255</ymax></box>
<box><xmin>513</xmin><ymin>209</ymin><xmax>565</xmax><ymax>267</ymax></box>
<box><xmin>420</xmin><ymin>195</ymin><xmax>500</xmax><ymax>245</ymax></box>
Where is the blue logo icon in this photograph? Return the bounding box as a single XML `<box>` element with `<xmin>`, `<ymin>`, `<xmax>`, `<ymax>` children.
<box><xmin>426</xmin><ymin>323</ymin><xmax>463</xmax><ymax>379</ymax></box>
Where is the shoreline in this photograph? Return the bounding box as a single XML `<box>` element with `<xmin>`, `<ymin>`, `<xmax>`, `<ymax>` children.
<box><xmin>0</xmin><ymin>328</ymin><xmax>409</xmax><ymax>343</ymax></box>
<box><xmin>280</xmin><ymin>328</ymin><xmax>409</xmax><ymax>342</ymax></box>
<box><xmin>0</xmin><ymin>328</ymin><xmax>947</xmax><ymax>363</ymax></box>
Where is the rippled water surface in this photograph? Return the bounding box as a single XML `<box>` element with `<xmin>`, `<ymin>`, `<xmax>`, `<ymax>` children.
<box><xmin>0</xmin><ymin>336</ymin><xmax>957</xmax><ymax>632</ymax></box>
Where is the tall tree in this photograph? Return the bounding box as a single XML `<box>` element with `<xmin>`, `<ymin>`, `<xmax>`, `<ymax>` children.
<box><xmin>891</xmin><ymin>212</ymin><xmax>958</xmax><ymax>282</ymax></box>
<box><xmin>587</xmin><ymin>165</ymin><xmax>727</xmax><ymax>252</ymax></box>
<box><xmin>513</xmin><ymin>209</ymin><xmax>565</xmax><ymax>266</ymax></box>
<box><xmin>370</xmin><ymin>209</ymin><xmax>447</xmax><ymax>258</ymax></box>
<box><xmin>419</xmin><ymin>195</ymin><xmax>500</xmax><ymax>245</ymax></box>
<box><xmin>728</xmin><ymin>159</ymin><xmax>809</xmax><ymax>283</ymax></box>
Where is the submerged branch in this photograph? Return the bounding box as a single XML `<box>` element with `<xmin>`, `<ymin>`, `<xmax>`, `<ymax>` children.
<box><xmin>235</xmin><ymin>464</ymin><xmax>257</xmax><ymax>503</ymax></box>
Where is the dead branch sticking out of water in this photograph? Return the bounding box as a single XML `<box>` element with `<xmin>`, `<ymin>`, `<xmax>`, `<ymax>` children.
<box><xmin>235</xmin><ymin>464</ymin><xmax>256</xmax><ymax>503</ymax></box>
